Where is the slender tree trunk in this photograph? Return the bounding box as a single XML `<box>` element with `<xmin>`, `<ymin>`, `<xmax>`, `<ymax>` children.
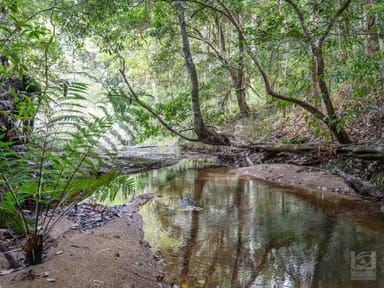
<box><xmin>235</xmin><ymin>14</ymin><xmax>250</xmax><ymax>115</ymax></box>
<box><xmin>215</xmin><ymin>14</ymin><xmax>249</xmax><ymax>115</ymax></box>
<box><xmin>363</xmin><ymin>0</ymin><xmax>379</xmax><ymax>56</ymax></box>
<box><xmin>168</xmin><ymin>70</ymin><xmax>174</xmax><ymax>100</ymax></box>
<box><xmin>283</xmin><ymin>41</ymin><xmax>289</xmax><ymax>95</ymax></box>
<box><xmin>177</xmin><ymin>0</ymin><xmax>230</xmax><ymax>145</ymax></box>
<box><xmin>146</xmin><ymin>40</ymin><xmax>159</xmax><ymax>103</ymax></box>
<box><xmin>285</xmin><ymin>0</ymin><xmax>353</xmax><ymax>144</ymax></box>
<box><xmin>312</xmin><ymin>43</ymin><xmax>353</xmax><ymax>144</ymax></box>
<box><xmin>310</xmin><ymin>52</ymin><xmax>321</xmax><ymax>107</ymax></box>
<box><xmin>216</xmin><ymin>15</ymin><xmax>226</xmax><ymax>54</ymax></box>
<box><xmin>177</xmin><ymin>1</ymin><xmax>204</xmax><ymax>135</ymax></box>
<box><xmin>309</xmin><ymin>3</ymin><xmax>321</xmax><ymax>106</ymax></box>
<box><xmin>149</xmin><ymin>71</ymin><xmax>158</xmax><ymax>103</ymax></box>
<box><xmin>227</xmin><ymin>64</ymin><xmax>249</xmax><ymax>117</ymax></box>
<box><xmin>340</xmin><ymin>2</ymin><xmax>351</xmax><ymax>60</ymax></box>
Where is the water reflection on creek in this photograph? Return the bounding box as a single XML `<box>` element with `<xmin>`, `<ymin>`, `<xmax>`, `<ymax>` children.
<box><xmin>128</xmin><ymin>164</ymin><xmax>384</xmax><ymax>287</ymax></box>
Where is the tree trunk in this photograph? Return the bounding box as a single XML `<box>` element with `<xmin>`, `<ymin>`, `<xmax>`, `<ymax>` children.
<box><xmin>283</xmin><ymin>41</ymin><xmax>290</xmax><ymax>95</ymax></box>
<box><xmin>214</xmin><ymin>13</ymin><xmax>249</xmax><ymax>115</ymax></box>
<box><xmin>335</xmin><ymin>169</ymin><xmax>384</xmax><ymax>201</ymax></box>
<box><xmin>310</xmin><ymin>52</ymin><xmax>321</xmax><ymax>107</ymax></box>
<box><xmin>309</xmin><ymin>3</ymin><xmax>321</xmax><ymax>106</ymax></box>
<box><xmin>235</xmin><ymin>14</ymin><xmax>250</xmax><ymax>115</ymax></box>
<box><xmin>177</xmin><ymin>0</ymin><xmax>230</xmax><ymax>145</ymax></box>
<box><xmin>146</xmin><ymin>40</ymin><xmax>159</xmax><ymax>103</ymax></box>
<box><xmin>247</xmin><ymin>143</ymin><xmax>384</xmax><ymax>161</ymax></box>
<box><xmin>311</xmin><ymin>44</ymin><xmax>353</xmax><ymax>144</ymax></box>
<box><xmin>363</xmin><ymin>0</ymin><xmax>379</xmax><ymax>56</ymax></box>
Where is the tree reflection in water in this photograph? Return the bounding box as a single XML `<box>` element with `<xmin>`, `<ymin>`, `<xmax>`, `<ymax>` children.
<box><xmin>138</xmin><ymin>167</ymin><xmax>384</xmax><ymax>288</ymax></box>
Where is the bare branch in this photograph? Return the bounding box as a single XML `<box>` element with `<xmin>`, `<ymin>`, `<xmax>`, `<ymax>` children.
<box><xmin>184</xmin><ymin>0</ymin><xmax>330</xmax><ymax>127</ymax></box>
<box><xmin>161</xmin><ymin>0</ymin><xmax>232</xmax><ymax>19</ymax></box>
<box><xmin>188</xmin><ymin>28</ymin><xmax>232</xmax><ymax>68</ymax></box>
<box><xmin>284</xmin><ymin>0</ymin><xmax>311</xmax><ymax>38</ymax></box>
<box><xmin>118</xmin><ymin>56</ymin><xmax>199</xmax><ymax>142</ymax></box>
<box><xmin>319</xmin><ymin>0</ymin><xmax>352</xmax><ymax>44</ymax></box>
<box><xmin>285</xmin><ymin>0</ymin><xmax>353</xmax><ymax>45</ymax></box>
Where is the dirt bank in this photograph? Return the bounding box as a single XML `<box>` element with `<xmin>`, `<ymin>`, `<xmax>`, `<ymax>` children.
<box><xmin>237</xmin><ymin>164</ymin><xmax>384</xmax><ymax>214</ymax></box>
<box><xmin>239</xmin><ymin>163</ymin><xmax>356</xmax><ymax>196</ymax></box>
<box><xmin>0</xmin><ymin>195</ymin><xmax>166</xmax><ymax>288</ymax></box>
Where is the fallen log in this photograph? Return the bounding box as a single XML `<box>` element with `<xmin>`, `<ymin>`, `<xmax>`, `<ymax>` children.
<box><xmin>246</xmin><ymin>143</ymin><xmax>384</xmax><ymax>161</ymax></box>
<box><xmin>336</xmin><ymin>145</ymin><xmax>384</xmax><ymax>161</ymax></box>
<box><xmin>0</xmin><ymin>239</ymin><xmax>21</xmax><ymax>269</ymax></box>
<box><xmin>334</xmin><ymin>169</ymin><xmax>384</xmax><ymax>209</ymax></box>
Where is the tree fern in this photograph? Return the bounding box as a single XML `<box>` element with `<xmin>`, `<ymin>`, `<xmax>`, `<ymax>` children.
<box><xmin>0</xmin><ymin>80</ymin><xmax>134</xmax><ymax>266</ymax></box>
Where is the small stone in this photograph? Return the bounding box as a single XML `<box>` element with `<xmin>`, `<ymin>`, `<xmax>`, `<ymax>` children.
<box><xmin>55</xmin><ymin>251</ymin><xmax>64</xmax><ymax>255</ymax></box>
<box><xmin>42</xmin><ymin>271</ymin><xmax>50</xmax><ymax>278</ymax></box>
<box><xmin>47</xmin><ymin>278</ymin><xmax>56</xmax><ymax>282</ymax></box>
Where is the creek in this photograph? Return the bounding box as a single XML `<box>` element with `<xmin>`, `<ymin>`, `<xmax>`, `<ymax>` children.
<box><xmin>108</xmin><ymin>160</ymin><xmax>384</xmax><ymax>287</ymax></box>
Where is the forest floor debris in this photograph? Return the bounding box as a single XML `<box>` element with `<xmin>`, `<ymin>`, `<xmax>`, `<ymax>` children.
<box><xmin>0</xmin><ymin>194</ymin><xmax>166</xmax><ymax>288</ymax></box>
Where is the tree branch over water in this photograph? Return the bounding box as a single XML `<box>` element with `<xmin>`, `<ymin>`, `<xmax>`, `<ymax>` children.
<box><xmin>118</xmin><ymin>56</ymin><xmax>199</xmax><ymax>142</ymax></box>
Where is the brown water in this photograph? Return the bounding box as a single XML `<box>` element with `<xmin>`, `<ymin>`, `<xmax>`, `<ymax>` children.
<box><xmin>123</xmin><ymin>163</ymin><xmax>384</xmax><ymax>287</ymax></box>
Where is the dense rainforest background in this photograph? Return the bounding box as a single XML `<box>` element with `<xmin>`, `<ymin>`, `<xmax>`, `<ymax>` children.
<box><xmin>0</xmin><ymin>0</ymin><xmax>383</xmax><ymax>269</ymax></box>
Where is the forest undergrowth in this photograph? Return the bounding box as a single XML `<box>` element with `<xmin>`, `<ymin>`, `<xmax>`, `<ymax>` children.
<box><xmin>215</xmin><ymin>87</ymin><xmax>384</xmax><ymax>186</ymax></box>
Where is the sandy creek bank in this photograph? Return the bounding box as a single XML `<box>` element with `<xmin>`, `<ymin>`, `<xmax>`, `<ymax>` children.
<box><xmin>1</xmin><ymin>163</ymin><xmax>383</xmax><ymax>288</ymax></box>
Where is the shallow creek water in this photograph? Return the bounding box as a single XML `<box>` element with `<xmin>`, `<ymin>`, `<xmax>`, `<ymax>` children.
<box><xmin>112</xmin><ymin>161</ymin><xmax>384</xmax><ymax>287</ymax></box>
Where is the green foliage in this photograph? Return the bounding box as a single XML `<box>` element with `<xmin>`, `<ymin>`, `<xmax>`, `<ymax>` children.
<box><xmin>0</xmin><ymin>81</ymin><xmax>118</xmax><ymax>237</ymax></box>
<box><xmin>3</xmin><ymin>0</ymin><xmax>384</xmax><ymax>147</ymax></box>
<box><xmin>371</xmin><ymin>172</ymin><xmax>384</xmax><ymax>186</ymax></box>
<box><xmin>107</xmin><ymin>85</ymin><xmax>195</xmax><ymax>144</ymax></box>
<box><xmin>303</xmin><ymin>112</ymin><xmax>332</xmax><ymax>141</ymax></box>
<box><xmin>156</xmin><ymin>91</ymin><xmax>190</xmax><ymax>125</ymax></box>
<box><xmin>96</xmin><ymin>175</ymin><xmax>136</xmax><ymax>205</ymax></box>
<box><xmin>281</xmin><ymin>135</ymin><xmax>307</xmax><ymax>145</ymax></box>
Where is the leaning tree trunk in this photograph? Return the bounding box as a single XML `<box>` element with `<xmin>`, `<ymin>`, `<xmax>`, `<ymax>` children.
<box><xmin>312</xmin><ymin>44</ymin><xmax>353</xmax><ymax>144</ymax></box>
<box><xmin>177</xmin><ymin>0</ymin><xmax>230</xmax><ymax>145</ymax></box>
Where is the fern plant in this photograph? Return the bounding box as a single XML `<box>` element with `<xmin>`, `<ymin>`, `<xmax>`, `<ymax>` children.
<box><xmin>0</xmin><ymin>80</ymin><xmax>124</xmax><ymax>266</ymax></box>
